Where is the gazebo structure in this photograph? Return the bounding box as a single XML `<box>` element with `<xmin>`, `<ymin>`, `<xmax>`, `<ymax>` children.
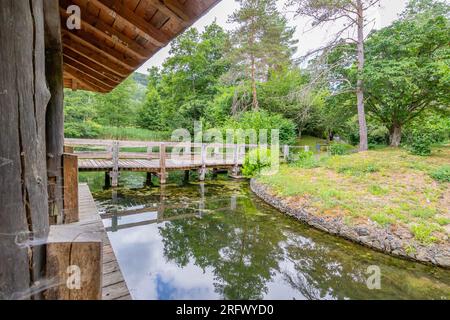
<box><xmin>0</xmin><ymin>0</ymin><xmax>220</xmax><ymax>300</ymax></box>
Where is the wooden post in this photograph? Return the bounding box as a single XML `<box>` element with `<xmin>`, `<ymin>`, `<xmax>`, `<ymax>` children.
<box><xmin>159</xmin><ymin>143</ymin><xmax>167</xmax><ymax>184</ymax></box>
<box><xmin>111</xmin><ymin>141</ymin><xmax>119</xmax><ymax>187</ymax></box>
<box><xmin>0</xmin><ymin>1</ymin><xmax>51</xmax><ymax>299</ymax></box>
<box><xmin>183</xmin><ymin>170</ymin><xmax>190</xmax><ymax>183</ymax></box>
<box><xmin>104</xmin><ymin>172</ymin><xmax>111</xmax><ymax>189</ymax></box>
<box><xmin>63</xmin><ymin>153</ymin><xmax>79</xmax><ymax>223</ymax></box>
<box><xmin>283</xmin><ymin>145</ymin><xmax>289</xmax><ymax>161</ymax></box>
<box><xmin>44</xmin><ymin>225</ymin><xmax>102</xmax><ymax>300</ymax></box>
<box><xmin>45</xmin><ymin>0</ymin><xmax>65</xmax><ymax>226</ymax></box>
<box><xmin>232</xmin><ymin>144</ymin><xmax>239</xmax><ymax>177</ymax></box>
<box><xmin>199</xmin><ymin>144</ymin><xmax>207</xmax><ymax>181</ymax></box>
<box><xmin>145</xmin><ymin>172</ymin><xmax>153</xmax><ymax>186</ymax></box>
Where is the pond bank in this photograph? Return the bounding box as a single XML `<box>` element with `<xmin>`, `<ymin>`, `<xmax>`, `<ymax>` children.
<box><xmin>251</xmin><ymin>179</ymin><xmax>450</xmax><ymax>269</ymax></box>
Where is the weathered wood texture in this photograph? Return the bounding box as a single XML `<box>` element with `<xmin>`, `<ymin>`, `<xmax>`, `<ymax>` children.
<box><xmin>44</xmin><ymin>224</ymin><xmax>102</xmax><ymax>300</ymax></box>
<box><xmin>63</xmin><ymin>153</ymin><xmax>79</xmax><ymax>223</ymax></box>
<box><xmin>45</xmin><ymin>0</ymin><xmax>65</xmax><ymax>225</ymax></box>
<box><xmin>0</xmin><ymin>1</ymin><xmax>50</xmax><ymax>299</ymax></box>
<box><xmin>77</xmin><ymin>184</ymin><xmax>131</xmax><ymax>300</ymax></box>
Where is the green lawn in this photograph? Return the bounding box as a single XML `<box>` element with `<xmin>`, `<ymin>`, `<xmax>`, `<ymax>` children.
<box><xmin>257</xmin><ymin>145</ymin><xmax>450</xmax><ymax>245</ymax></box>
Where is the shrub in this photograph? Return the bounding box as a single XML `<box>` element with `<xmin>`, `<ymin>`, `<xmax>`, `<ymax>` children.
<box><xmin>64</xmin><ymin>121</ymin><xmax>101</xmax><ymax>138</ymax></box>
<box><xmin>290</xmin><ymin>151</ymin><xmax>318</xmax><ymax>169</ymax></box>
<box><xmin>241</xmin><ymin>148</ymin><xmax>272</xmax><ymax>177</ymax></box>
<box><xmin>330</xmin><ymin>142</ymin><xmax>355</xmax><ymax>155</ymax></box>
<box><xmin>430</xmin><ymin>165</ymin><xmax>450</xmax><ymax>183</ymax></box>
<box><xmin>405</xmin><ymin>129</ymin><xmax>434</xmax><ymax>156</ymax></box>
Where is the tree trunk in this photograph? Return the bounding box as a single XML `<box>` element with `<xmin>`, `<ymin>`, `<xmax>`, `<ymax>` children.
<box><xmin>250</xmin><ymin>54</ymin><xmax>259</xmax><ymax>111</ymax></box>
<box><xmin>389</xmin><ymin>124</ymin><xmax>402</xmax><ymax>147</ymax></box>
<box><xmin>0</xmin><ymin>0</ymin><xmax>51</xmax><ymax>299</ymax></box>
<box><xmin>356</xmin><ymin>0</ymin><xmax>368</xmax><ymax>151</ymax></box>
<box><xmin>44</xmin><ymin>0</ymin><xmax>64</xmax><ymax>225</ymax></box>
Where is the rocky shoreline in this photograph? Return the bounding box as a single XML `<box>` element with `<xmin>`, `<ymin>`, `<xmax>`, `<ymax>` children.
<box><xmin>250</xmin><ymin>179</ymin><xmax>450</xmax><ymax>269</ymax></box>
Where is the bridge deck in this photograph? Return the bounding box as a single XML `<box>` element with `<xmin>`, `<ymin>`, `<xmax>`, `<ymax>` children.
<box><xmin>78</xmin><ymin>158</ymin><xmax>245</xmax><ymax>172</ymax></box>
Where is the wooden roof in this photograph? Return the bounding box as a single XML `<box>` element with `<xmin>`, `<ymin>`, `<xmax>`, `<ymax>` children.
<box><xmin>61</xmin><ymin>0</ymin><xmax>220</xmax><ymax>92</ymax></box>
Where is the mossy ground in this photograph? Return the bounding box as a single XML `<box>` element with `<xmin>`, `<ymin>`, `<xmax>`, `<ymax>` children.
<box><xmin>257</xmin><ymin>145</ymin><xmax>450</xmax><ymax>245</ymax></box>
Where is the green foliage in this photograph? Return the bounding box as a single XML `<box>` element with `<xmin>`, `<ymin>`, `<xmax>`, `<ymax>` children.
<box><xmin>405</xmin><ymin>128</ymin><xmax>435</xmax><ymax>156</ymax></box>
<box><xmin>242</xmin><ymin>148</ymin><xmax>272</xmax><ymax>177</ymax></box>
<box><xmin>64</xmin><ymin>121</ymin><xmax>101</xmax><ymax>138</ymax></box>
<box><xmin>224</xmin><ymin>110</ymin><xmax>297</xmax><ymax>145</ymax></box>
<box><xmin>290</xmin><ymin>151</ymin><xmax>318</xmax><ymax>169</ymax></box>
<box><xmin>430</xmin><ymin>165</ymin><xmax>450</xmax><ymax>182</ymax></box>
<box><xmin>330</xmin><ymin>142</ymin><xmax>355</xmax><ymax>155</ymax></box>
<box><xmin>97</xmin><ymin>126</ymin><xmax>171</xmax><ymax>141</ymax></box>
<box><xmin>410</xmin><ymin>223</ymin><xmax>438</xmax><ymax>244</ymax></box>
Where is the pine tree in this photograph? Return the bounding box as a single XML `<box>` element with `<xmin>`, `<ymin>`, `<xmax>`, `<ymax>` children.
<box><xmin>228</xmin><ymin>0</ymin><xmax>297</xmax><ymax>111</ymax></box>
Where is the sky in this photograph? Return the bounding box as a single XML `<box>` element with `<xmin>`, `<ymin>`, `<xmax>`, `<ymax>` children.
<box><xmin>137</xmin><ymin>0</ymin><xmax>408</xmax><ymax>74</ymax></box>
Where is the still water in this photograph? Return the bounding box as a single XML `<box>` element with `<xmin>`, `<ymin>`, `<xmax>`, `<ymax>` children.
<box><xmin>83</xmin><ymin>172</ymin><xmax>450</xmax><ymax>300</ymax></box>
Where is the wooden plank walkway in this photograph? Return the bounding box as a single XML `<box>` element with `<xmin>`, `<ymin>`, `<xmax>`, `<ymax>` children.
<box><xmin>78</xmin><ymin>158</ymin><xmax>244</xmax><ymax>172</ymax></box>
<box><xmin>77</xmin><ymin>183</ymin><xmax>132</xmax><ymax>300</ymax></box>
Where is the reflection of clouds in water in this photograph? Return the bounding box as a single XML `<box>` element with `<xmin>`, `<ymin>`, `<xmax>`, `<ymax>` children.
<box><xmin>107</xmin><ymin>223</ymin><xmax>218</xmax><ymax>300</ymax></box>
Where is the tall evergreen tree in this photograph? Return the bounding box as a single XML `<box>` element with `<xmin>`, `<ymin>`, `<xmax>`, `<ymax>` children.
<box><xmin>228</xmin><ymin>0</ymin><xmax>297</xmax><ymax>111</ymax></box>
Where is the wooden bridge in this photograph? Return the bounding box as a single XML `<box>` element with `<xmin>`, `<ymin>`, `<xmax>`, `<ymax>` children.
<box><xmin>64</xmin><ymin>138</ymin><xmax>310</xmax><ymax>186</ymax></box>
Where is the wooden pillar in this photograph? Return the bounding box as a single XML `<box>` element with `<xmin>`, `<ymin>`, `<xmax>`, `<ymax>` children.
<box><xmin>145</xmin><ymin>172</ymin><xmax>153</xmax><ymax>186</ymax></box>
<box><xmin>44</xmin><ymin>225</ymin><xmax>102</xmax><ymax>300</ymax></box>
<box><xmin>111</xmin><ymin>141</ymin><xmax>119</xmax><ymax>187</ymax></box>
<box><xmin>0</xmin><ymin>0</ymin><xmax>51</xmax><ymax>299</ymax></box>
<box><xmin>283</xmin><ymin>145</ymin><xmax>289</xmax><ymax>161</ymax></box>
<box><xmin>159</xmin><ymin>143</ymin><xmax>167</xmax><ymax>184</ymax></box>
<box><xmin>44</xmin><ymin>0</ymin><xmax>65</xmax><ymax>225</ymax></box>
<box><xmin>104</xmin><ymin>172</ymin><xmax>111</xmax><ymax>189</ymax></box>
<box><xmin>183</xmin><ymin>170</ymin><xmax>190</xmax><ymax>183</ymax></box>
<box><xmin>199</xmin><ymin>144</ymin><xmax>207</xmax><ymax>181</ymax></box>
<box><xmin>62</xmin><ymin>154</ymin><xmax>79</xmax><ymax>223</ymax></box>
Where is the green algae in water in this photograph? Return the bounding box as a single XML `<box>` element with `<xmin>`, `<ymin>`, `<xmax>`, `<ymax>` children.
<box><xmin>82</xmin><ymin>172</ymin><xmax>450</xmax><ymax>300</ymax></box>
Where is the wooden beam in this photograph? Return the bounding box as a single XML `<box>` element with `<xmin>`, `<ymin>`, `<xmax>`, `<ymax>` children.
<box><xmin>147</xmin><ymin>0</ymin><xmax>189</xmax><ymax>24</ymax></box>
<box><xmin>64</xmin><ymin>64</ymin><xmax>113</xmax><ymax>92</ymax></box>
<box><xmin>162</xmin><ymin>0</ymin><xmax>196</xmax><ymax>21</ymax></box>
<box><xmin>60</xmin><ymin>1</ymin><xmax>155</xmax><ymax>60</ymax></box>
<box><xmin>88</xmin><ymin>0</ymin><xmax>171</xmax><ymax>47</ymax></box>
<box><xmin>63</xmin><ymin>47</ymin><xmax>122</xmax><ymax>83</ymax></box>
<box><xmin>61</xmin><ymin>24</ymin><xmax>140</xmax><ymax>69</ymax></box>
<box><xmin>44</xmin><ymin>225</ymin><xmax>102</xmax><ymax>300</ymax></box>
<box><xmin>63</xmin><ymin>54</ymin><xmax>120</xmax><ymax>88</ymax></box>
<box><xmin>62</xmin><ymin>36</ymin><xmax>130</xmax><ymax>77</ymax></box>
<box><xmin>64</xmin><ymin>70</ymin><xmax>103</xmax><ymax>92</ymax></box>
<box><xmin>45</xmin><ymin>0</ymin><xmax>65</xmax><ymax>226</ymax></box>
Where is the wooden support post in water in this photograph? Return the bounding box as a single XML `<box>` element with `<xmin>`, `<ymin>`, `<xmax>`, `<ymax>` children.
<box><xmin>283</xmin><ymin>145</ymin><xmax>289</xmax><ymax>161</ymax></box>
<box><xmin>111</xmin><ymin>141</ymin><xmax>119</xmax><ymax>187</ymax></box>
<box><xmin>231</xmin><ymin>144</ymin><xmax>240</xmax><ymax>177</ymax></box>
<box><xmin>62</xmin><ymin>153</ymin><xmax>79</xmax><ymax>224</ymax></box>
<box><xmin>104</xmin><ymin>172</ymin><xmax>111</xmax><ymax>189</ymax></box>
<box><xmin>183</xmin><ymin>170</ymin><xmax>190</xmax><ymax>183</ymax></box>
<box><xmin>198</xmin><ymin>144</ymin><xmax>207</xmax><ymax>181</ymax></box>
<box><xmin>145</xmin><ymin>172</ymin><xmax>153</xmax><ymax>187</ymax></box>
<box><xmin>44</xmin><ymin>225</ymin><xmax>102</xmax><ymax>300</ymax></box>
<box><xmin>45</xmin><ymin>0</ymin><xmax>64</xmax><ymax>226</ymax></box>
<box><xmin>159</xmin><ymin>143</ymin><xmax>167</xmax><ymax>184</ymax></box>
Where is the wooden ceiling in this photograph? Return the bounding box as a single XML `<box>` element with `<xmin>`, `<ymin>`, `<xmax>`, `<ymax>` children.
<box><xmin>61</xmin><ymin>0</ymin><xmax>221</xmax><ymax>92</ymax></box>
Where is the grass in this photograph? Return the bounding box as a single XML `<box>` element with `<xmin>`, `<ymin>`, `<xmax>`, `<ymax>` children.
<box><xmin>97</xmin><ymin>126</ymin><xmax>171</xmax><ymax>141</ymax></box>
<box><xmin>257</xmin><ymin>144</ymin><xmax>450</xmax><ymax>245</ymax></box>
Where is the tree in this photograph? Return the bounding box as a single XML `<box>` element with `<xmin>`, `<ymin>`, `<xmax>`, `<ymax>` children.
<box><xmin>363</xmin><ymin>1</ymin><xmax>450</xmax><ymax>146</ymax></box>
<box><xmin>287</xmin><ymin>0</ymin><xmax>382</xmax><ymax>151</ymax></box>
<box><xmin>228</xmin><ymin>0</ymin><xmax>297</xmax><ymax>111</ymax></box>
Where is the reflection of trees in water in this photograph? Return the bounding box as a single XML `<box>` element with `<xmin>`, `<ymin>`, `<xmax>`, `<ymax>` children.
<box><xmin>159</xmin><ymin>196</ymin><xmax>286</xmax><ymax>299</ymax></box>
<box><xmin>281</xmin><ymin>234</ymin><xmax>368</xmax><ymax>300</ymax></box>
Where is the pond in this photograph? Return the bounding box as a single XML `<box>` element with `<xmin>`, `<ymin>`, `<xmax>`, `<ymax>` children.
<box><xmin>82</xmin><ymin>172</ymin><xmax>450</xmax><ymax>300</ymax></box>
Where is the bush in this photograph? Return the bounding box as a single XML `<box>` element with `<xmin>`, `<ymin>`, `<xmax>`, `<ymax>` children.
<box><xmin>64</xmin><ymin>121</ymin><xmax>101</xmax><ymax>138</ymax></box>
<box><xmin>430</xmin><ymin>165</ymin><xmax>450</xmax><ymax>183</ymax></box>
<box><xmin>405</xmin><ymin>129</ymin><xmax>434</xmax><ymax>156</ymax></box>
<box><xmin>330</xmin><ymin>142</ymin><xmax>355</xmax><ymax>155</ymax></box>
<box><xmin>290</xmin><ymin>151</ymin><xmax>318</xmax><ymax>169</ymax></box>
<box><xmin>241</xmin><ymin>148</ymin><xmax>272</xmax><ymax>177</ymax></box>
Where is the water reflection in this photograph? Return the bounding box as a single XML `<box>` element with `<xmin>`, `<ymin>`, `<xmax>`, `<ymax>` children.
<box><xmin>92</xmin><ymin>175</ymin><xmax>450</xmax><ymax>300</ymax></box>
